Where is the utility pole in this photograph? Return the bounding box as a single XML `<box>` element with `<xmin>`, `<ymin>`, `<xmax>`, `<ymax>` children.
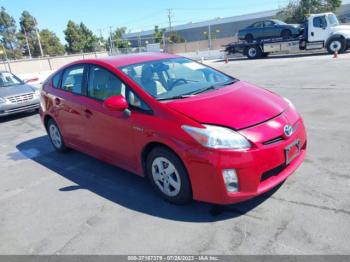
<box><xmin>35</xmin><ymin>29</ymin><xmax>44</xmax><ymax>57</ymax></box>
<box><xmin>109</xmin><ymin>26</ymin><xmax>114</xmax><ymax>54</ymax></box>
<box><xmin>167</xmin><ymin>9</ymin><xmax>173</xmax><ymax>35</ymax></box>
<box><xmin>208</xmin><ymin>24</ymin><xmax>212</xmax><ymax>50</ymax></box>
<box><xmin>34</xmin><ymin>19</ymin><xmax>44</xmax><ymax>57</ymax></box>
<box><xmin>22</xmin><ymin>27</ymin><xmax>32</xmax><ymax>58</ymax></box>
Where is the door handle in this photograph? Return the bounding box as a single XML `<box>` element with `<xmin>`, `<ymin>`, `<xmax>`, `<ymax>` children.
<box><xmin>54</xmin><ymin>98</ymin><xmax>61</xmax><ymax>105</ymax></box>
<box><xmin>84</xmin><ymin>109</ymin><xmax>93</xmax><ymax>118</ymax></box>
<box><xmin>311</xmin><ymin>32</ymin><xmax>314</xmax><ymax>36</ymax></box>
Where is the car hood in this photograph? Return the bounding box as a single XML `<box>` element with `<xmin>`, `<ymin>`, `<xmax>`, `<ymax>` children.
<box><xmin>166</xmin><ymin>81</ymin><xmax>289</xmax><ymax>130</ymax></box>
<box><xmin>333</xmin><ymin>24</ymin><xmax>350</xmax><ymax>31</ymax></box>
<box><xmin>0</xmin><ymin>84</ymin><xmax>35</xmax><ymax>97</ymax></box>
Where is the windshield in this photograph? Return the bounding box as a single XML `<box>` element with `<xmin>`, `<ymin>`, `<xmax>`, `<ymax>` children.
<box><xmin>120</xmin><ymin>58</ymin><xmax>236</xmax><ymax>101</ymax></box>
<box><xmin>274</xmin><ymin>20</ymin><xmax>287</xmax><ymax>25</ymax></box>
<box><xmin>328</xmin><ymin>14</ymin><xmax>340</xmax><ymax>26</ymax></box>
<box><xmin>0</xmin><ymin>72</ymin><xmax>23</xmax><ymax>87</ymax></box>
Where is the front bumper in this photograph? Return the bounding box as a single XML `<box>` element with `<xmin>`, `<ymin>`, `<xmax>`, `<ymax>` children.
<box><xmin>0</xmin><ymin>97</ymin><xmax>40</xmax><ymax>117</ymax></box>
<box><xmin>183</xmin><ymin>109</ymin><xmax>307</xmax><ymax>205</ymax></box>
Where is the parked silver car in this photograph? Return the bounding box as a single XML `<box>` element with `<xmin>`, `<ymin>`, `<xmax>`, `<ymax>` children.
<box><xmin>0</xmin><ymin>71</ymin><xmax>40</xmax><ymax>117</ymax></box>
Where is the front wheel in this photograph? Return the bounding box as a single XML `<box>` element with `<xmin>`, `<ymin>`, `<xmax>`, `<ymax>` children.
<box><xmin>146</xmin><ymin>147</ymin><xmax>192</xmax><ymax>204</ymax></box>
<box><xmin>327</xmin><ymin>37</ymin><xmax>346</xmax><ymax>54</ymax></box>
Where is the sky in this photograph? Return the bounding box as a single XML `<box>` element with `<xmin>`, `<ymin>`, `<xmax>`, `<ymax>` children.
<box><xmin>1</xmin><ymin>0</ymin><xmax>350</xmax><ymax>43</ymax></box>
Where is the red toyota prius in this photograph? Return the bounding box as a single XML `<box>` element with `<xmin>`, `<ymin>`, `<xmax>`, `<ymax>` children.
<box><xmin>40</xmin><ymin>53</ymin><xmax>307</xmax><ymax>205</ymax></box>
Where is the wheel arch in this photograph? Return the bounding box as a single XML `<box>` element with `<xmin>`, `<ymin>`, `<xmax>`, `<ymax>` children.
<box><xmin>141</xmin><ymin>141</ymin><xmax>189</xmax><ymax>179</ymax></box>
<box><xmin>43</xmin><ymin>114</ymin><xmax>54</xmax><ymax>131</ymax></box>
<box><xmin>326</xmin><ymin>34</ymin><xmax>347</xmax><ymax>53</ymax></box>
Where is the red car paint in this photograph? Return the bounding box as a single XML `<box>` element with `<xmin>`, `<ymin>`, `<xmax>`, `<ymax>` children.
<box><xmin>40</xmin><ymin>53</ymin><xmax>307</xmax><ymax>205</ymax></box>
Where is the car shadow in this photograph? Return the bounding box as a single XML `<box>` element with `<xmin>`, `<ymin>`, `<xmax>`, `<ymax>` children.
<box><xmin>15</xmin><ymin>136</ymin><xmax>283</xmax><ymax>222</ymax></box>
<box><xmin>0</xmin><ymin>110</ymin><xmax>38</xmax><ymax>123</ymax></box>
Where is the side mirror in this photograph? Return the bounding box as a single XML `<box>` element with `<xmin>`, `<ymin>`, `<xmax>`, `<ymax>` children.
<box><xmin>103</xmin><ymin>95</ymin><xmax>128</xmax><ymax>112</ymax></box>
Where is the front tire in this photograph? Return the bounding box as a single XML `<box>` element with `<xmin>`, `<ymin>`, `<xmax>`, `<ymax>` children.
<box><xmin>146</xmin><ymin>147</ymin><xmax>192</xmax><ymax>204</ymax></box>
<box><xmin>327</xmin><ymin>36</ymin><xmax>346</xmax><ymax>54</ymax></box>
<box><xmin>47</xmin><ymin>119</ymin><xmax>69</xmax><ymax>153</ymax></box>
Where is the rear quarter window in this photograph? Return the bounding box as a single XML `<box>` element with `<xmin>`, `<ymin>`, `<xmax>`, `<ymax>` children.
<box><xmin>52</xmin><ymin>72</ymin><xmax>61</xmax><ymax>88</ymax></box>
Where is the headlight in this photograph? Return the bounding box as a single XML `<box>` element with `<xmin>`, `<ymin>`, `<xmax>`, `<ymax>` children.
<box><xmin>0</xmin><ymin>97</ymin><xmax>6</xmax><ymax>104</ymax></box>
<box><xmin>33</xmin><ymin>89</ymin><xmax>40</xmax><ymax>97</ymax></box>
<box><xmin>182</xmin><ymin>125</ymin><xmax>251</xmax><ymax>149</ymax></box>
<box><xmin>283</xmin><ymin>97</ymin><xmax>296</xmax><ymax>110</ymax></box>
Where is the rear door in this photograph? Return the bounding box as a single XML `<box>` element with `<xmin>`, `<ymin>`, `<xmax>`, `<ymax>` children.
<box><xmin>49</xmin><ymin>64</ymin><xmax>87</xmax><ymax>147</ymax></box>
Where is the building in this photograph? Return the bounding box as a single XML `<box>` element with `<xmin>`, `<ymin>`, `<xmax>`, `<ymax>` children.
<box><xmin>123</xmin><ymin>4</ymin><xmax>350</xmax><ymax>47</ymax></box>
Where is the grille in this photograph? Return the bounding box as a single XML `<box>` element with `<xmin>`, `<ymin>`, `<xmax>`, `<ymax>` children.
<box><xmin>263</xmin><ymin>136</ymin><xmax>284</xmax><ymax>145</ymax></box>
<box><xmin>7</xmin><ymin>93</ymin><xmax>34</xmax><ymax>103</ymax></box>
<box><xmin>260</xmin><ymin>164</ymin><xmax>286</xmax><ymax>182</ymax></box>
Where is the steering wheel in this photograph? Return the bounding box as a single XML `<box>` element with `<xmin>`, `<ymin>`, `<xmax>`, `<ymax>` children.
<box><xmin>169</xmin><ymin>78</ymin><xmax>188</xmax><ymax>89</ymax></box>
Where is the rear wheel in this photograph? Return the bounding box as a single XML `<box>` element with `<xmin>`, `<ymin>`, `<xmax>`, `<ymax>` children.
<box><xmin>47</xmin><ymin>119</ymin><xmax>69</xmax><ymax>153</ymax></box>
<box><xmin>327</xmin><ymin>36</ymin><xmax>346</xmax><ymax>54</ymax></box>
<box><xmin>245</xmin><ymin>46</ymin><xmax>262</xmax><ymax>59</ymax></box>
<box><xmin>245</xmin><ymin>34</ymin><xmax>254</xmax><ymax>43</ymax></box>
<box><xmin>281</xmin><ymin>29</ymin><xmax>292</xmax><ymax>39</ymax></box>
<box><xmin>146</xmin><ymin>147</ymin><xmax>192</xmax><ymax>204</ymax></box>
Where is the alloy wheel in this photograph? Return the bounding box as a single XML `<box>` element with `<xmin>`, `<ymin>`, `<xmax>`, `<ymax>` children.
<box><xmin>151</xmin><ymin>157</ymin><xmax>181</xmax><ymax>197</ymax></box>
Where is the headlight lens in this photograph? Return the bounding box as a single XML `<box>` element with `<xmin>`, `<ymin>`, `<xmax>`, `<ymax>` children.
<box><xmin>284</xmin><ymin>97</ymin><xmax>295</xmax><ymax>110</ymax></box>
<box><xmin>33</xmin><ymin>89</ymin><xmax>40</xmax><ymax>97</ymax></box>
<box><xmin>182</xmin><ymin>125</ymin><xmax>251</xmax><ymax>149</ymax></box>
<box><xmin>0</xmin><ymin>97</ymin><xmax>6</xmax><ymax>104</ymax></box>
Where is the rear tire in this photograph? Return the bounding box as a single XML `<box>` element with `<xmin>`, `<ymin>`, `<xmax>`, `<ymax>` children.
<box><xmin>245</xmin><ymin>34</ymin><xmax>254</xmax><ymax>43</ymax></box>
<box><xmin>146</xmin><ymin>147</ymin><xmax>192</xmax><ymax>204</ymax></box>
<box><xmin>47</xmin><ymin>119</ymin><xmax>69</xmax><ymax>153</ymax></box>
<box><xmin>245</xmin><ymin>45</ymin><xmax>262</xmax><ymax>59</ymax></box>
<box><xmin>281</xmin><ymin>29</ymin><xmax>292</xmax><ymax>39</ymax></box>
<box><xmin>327</xmin><ymin>36</ymin><xmax>346</xmax><ymax>54</ymax></box>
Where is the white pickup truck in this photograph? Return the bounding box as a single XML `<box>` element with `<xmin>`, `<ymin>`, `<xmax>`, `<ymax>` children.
<box><xmin>224</xmin><ymin>12</ymin><xmax>350</xmax><ymax>59</ymax></box>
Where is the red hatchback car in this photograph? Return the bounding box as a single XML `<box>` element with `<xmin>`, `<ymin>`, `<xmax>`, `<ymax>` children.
<box><xmin>40</xmin><ymin>53</ymin><xmax>307</xmax><ymax>205</ymax></box>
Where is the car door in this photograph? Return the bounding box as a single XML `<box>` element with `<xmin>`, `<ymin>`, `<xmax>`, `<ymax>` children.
<box><xmin>49</xmin><ymin>64</ymin><xmax>87</xmax><ymax>147</ymax></box>
<box><xmin>309</xmin><ymin>15</ymin><xmax>330</xmax><ymax>42</ymax></box>
<box><xmin>263</xmin><ymin>20</ymin><xmax>277</xmax><ymax>38</ymax></box>
<box><xmin>77</xmin><ymin>64</ymin><xmax>144</xmax><ymax>170</ymax></box>
<box><xmin>252</xmin><ymin>21</ymin><xmax>265</xmax><ymax>39</ymax></box>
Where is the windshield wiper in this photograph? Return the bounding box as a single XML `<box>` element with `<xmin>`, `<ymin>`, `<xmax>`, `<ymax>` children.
<box><xmin>157</xmin><ymin>94</ymin><xmax>195</xmax><ymax>101</ymax></box>
<box><xmin>157</xmin><ymin>79</ymin><xmax>238</xmax><ymax>101</ymax></box>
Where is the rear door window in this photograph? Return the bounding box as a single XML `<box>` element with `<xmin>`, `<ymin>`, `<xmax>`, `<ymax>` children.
<box><xmin>52</xmin><ymin>72</ymin><xmax>61</xmax><ymax>88</ymax></box>
<box><xmin>61</xmin><ymin>65</ymin><xmax>85</xmax><ymax>94</ymax></box>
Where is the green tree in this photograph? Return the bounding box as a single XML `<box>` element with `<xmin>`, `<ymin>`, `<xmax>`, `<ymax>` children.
<box><xmin>0</xmin><ymin>6</ymin><xmax>21</xmax><ymax>59</ymax></box>
<box><xmin>169</xmin><ymin>32</ymin><xmax>185</xmax><ymax>43</ymax></box>
<box><xmin>112</xmin><ymin>27</ymin><xmax>129</xmax><ymax>48</ymax></box>
<box><xmin>276</xmin><ymin>0</ymin><xmax>342</xmax><ymax>23</ymax></box>
<box><xmin>79</xmin><ymin>22</ymin><xmax>97</xmax><ymax>52</ymax></box>
<box><xmin>154</xmin><ymin>25</ymin><xmax>165</xmax><ymax>43</ymax></box>
<box><xmin>64</xmin><ymin>21</ymin><xmax>98</xmax><ymax>53</ymax></box>
<box><xmin>39</xmin><ymin>29</ymin><xmax>65</xmax><ymax>56</ymax></box>
<box><xmin>64</xmin><ymin>20</ymin><xmax>84</xmax><ymax>53</ymax></box>
<box><xmin>19</xmin><ymin>10</ymin><xmax>39</xmax><ymax>57</ymax></box>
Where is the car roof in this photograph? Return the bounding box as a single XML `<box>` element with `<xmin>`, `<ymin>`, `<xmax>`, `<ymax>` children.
<box><xmin>72</xmin><ymin>52</ymin><xmax>179</xmax><ymax>68</ymax></box>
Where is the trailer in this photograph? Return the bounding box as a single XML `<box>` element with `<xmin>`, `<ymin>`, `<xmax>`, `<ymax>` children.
<box><xmin>224</xmin><ymin>12</ymin><xmax>350</xmax><ymax>59</ymax></box>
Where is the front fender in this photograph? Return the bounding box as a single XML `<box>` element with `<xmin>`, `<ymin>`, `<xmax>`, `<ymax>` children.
<box><xmin>330</xmin><ymin>30</ymin><xmax>350</xmax><ymax>39</ymax></box>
